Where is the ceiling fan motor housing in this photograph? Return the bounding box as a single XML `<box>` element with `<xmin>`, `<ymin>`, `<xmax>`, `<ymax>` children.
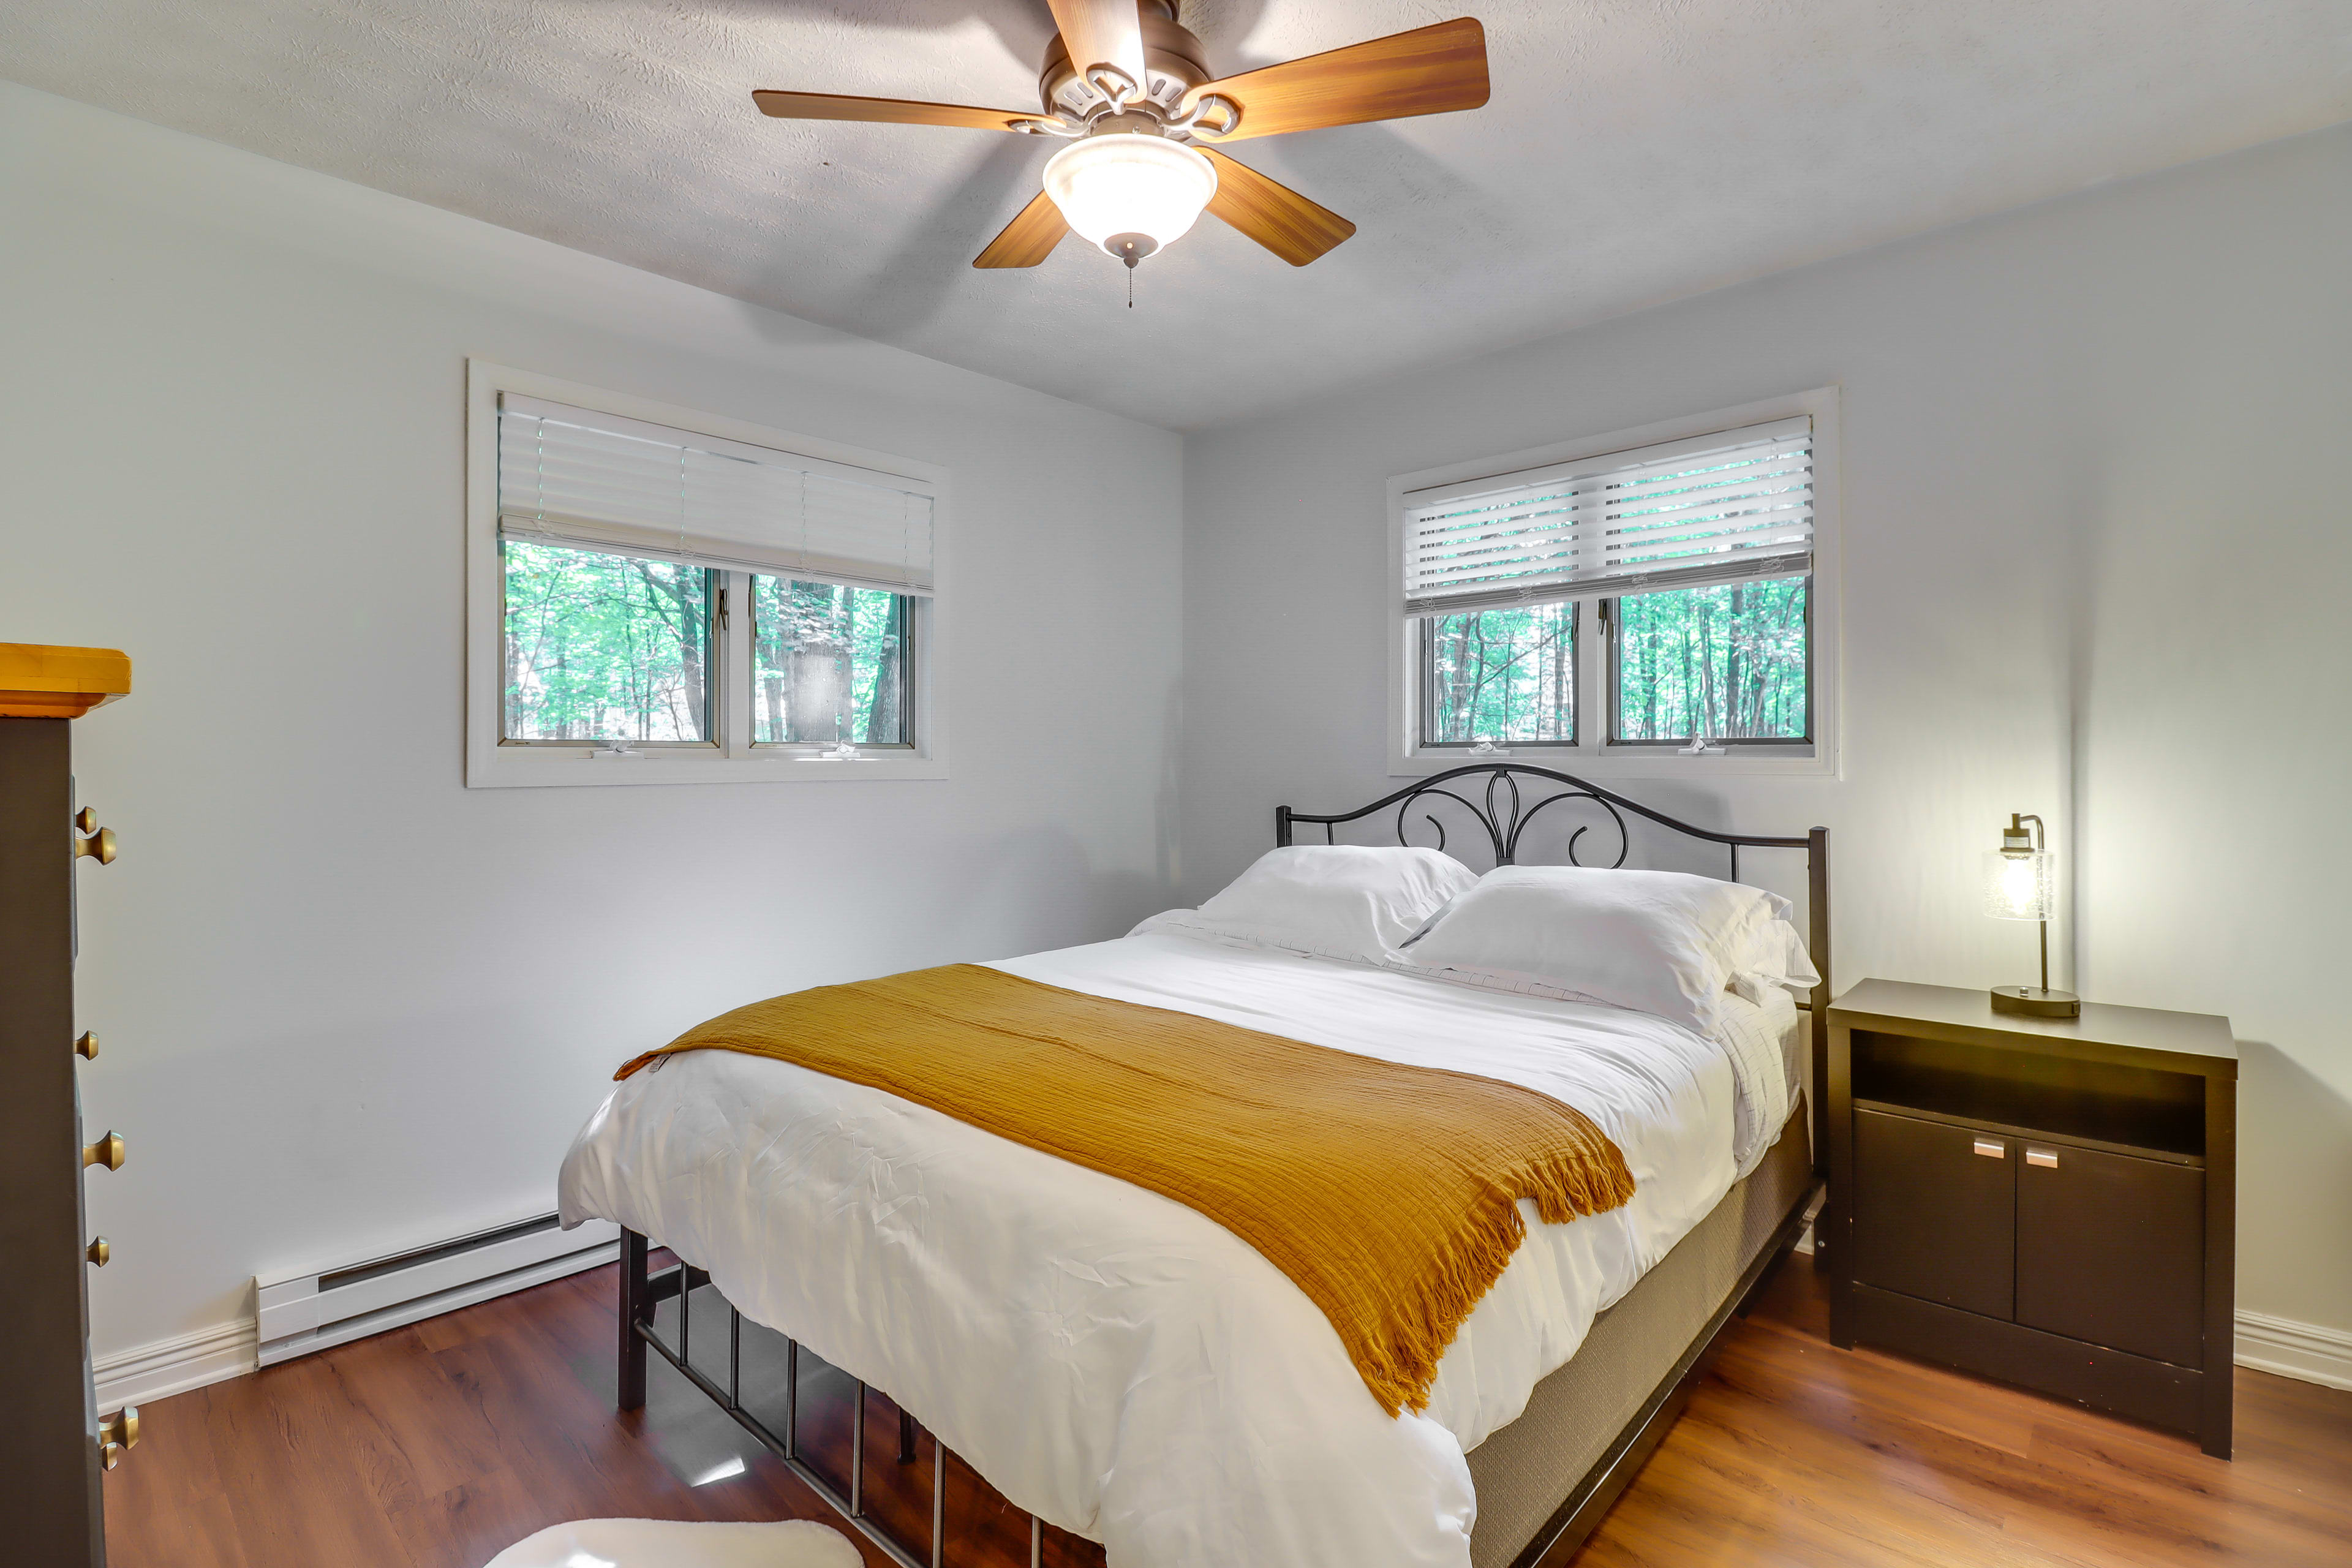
<box><xmin>1038</xmin><ymin>2</ymin><xmax>1212</xmax><ymax>119</ymax></box>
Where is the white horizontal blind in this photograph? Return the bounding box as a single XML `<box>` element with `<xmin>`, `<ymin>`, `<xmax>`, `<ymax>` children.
<box><xmin>1403</xmin><ymin>416</ymin><xmax>1811</xmax><ymax>615</ymax></box>
<box><xmin>497</xmin><ymin>394</ymin><xmax>934</xmax><ymax>595</ymax></box>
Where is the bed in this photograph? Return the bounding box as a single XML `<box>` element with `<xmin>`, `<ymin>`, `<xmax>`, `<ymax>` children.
<box><xmin>558</xmin><ymin>765</ymin><xmax>1830</xmax><ymax>1568</ymax></box>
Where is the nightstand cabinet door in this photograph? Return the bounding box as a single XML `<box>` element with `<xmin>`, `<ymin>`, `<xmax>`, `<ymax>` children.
<box><xmin>1853</xmin><ymin>1109</ymin><xmax>2014</xmax><ymax>1321</ymax></box>
<box><xmin>2016</xmin><ymin>1143</ymin><xmax>2204</xmax><ymax>1367</ymax></box>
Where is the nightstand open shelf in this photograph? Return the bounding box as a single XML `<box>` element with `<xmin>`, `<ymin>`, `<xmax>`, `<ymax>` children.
<box><xmin>1825</xmin><ymin>979</ymin><xmax>2236</xmax><ymax>1458</ymax></box>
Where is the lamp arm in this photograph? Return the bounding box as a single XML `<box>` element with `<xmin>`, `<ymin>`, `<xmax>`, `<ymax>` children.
<box><xmin>2018</xmin><ymin>812</ymin><xmax>2049</xmax><ymax>992</ymax></box>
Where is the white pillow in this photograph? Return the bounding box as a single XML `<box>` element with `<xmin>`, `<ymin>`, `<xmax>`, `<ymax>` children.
<box><xmin>1403</xmin><ymin>865</ymin><xmax>1788</xmax><ymax>1036</ymax></box>
<box><xmin>1730</xmin><ymin>908</ymin><xmax>1822</xmax><ymax>993</ymax></box>
<box><xmin>1163</xmin><ymin>845</ymin><xmax>1479</xmax><ymax>965</ymax></box>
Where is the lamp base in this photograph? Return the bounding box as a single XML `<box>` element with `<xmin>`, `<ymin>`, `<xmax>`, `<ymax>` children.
<box><xmin>1991</xmin><ymin>984</ymin><xmax>2081</xmax><ymax>1018</ymax></box>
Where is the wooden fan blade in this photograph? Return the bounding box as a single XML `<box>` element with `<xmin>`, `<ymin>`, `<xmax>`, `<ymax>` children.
<box><xmin>1200</xmin><ymin>148</ymin><xmax>1355</xmax><ymax>266</ymax></box>
<box><xmin>974</xmin><ymin>190</ymin><xmax>1070</xmax><ymax>268</ymax></box>
<box><xmin>753</xmin><ymin>90</ymin><xmax>1039</xmax><ymax>132</ymax></box>
<box><xmin>1182</xmin><ymin>17</ymin><xmax>1489</xmax><ymax>143</ymax></box>
<box><xmin>1045</xmin><ymin>0</ymin><xmax>1147</xmax><ymax>89</ymax></box>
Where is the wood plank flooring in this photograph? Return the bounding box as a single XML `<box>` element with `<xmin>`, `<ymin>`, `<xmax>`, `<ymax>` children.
<box><xmin>106</xmin><ymin>1261</ymin><xmax>2352</xmax><ymax>1567</ymax></box>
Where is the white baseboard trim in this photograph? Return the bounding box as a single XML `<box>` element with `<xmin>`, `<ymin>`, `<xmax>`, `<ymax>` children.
<box><xmin>2236</xmin><ymin>1308</ymin><xmax>2352</xmax><ymax>1391</ymax></box>
<box><xmin>94</xmin><ymin>1318</ymin><xmax>258</xmax><ymax>1411</ymax></box>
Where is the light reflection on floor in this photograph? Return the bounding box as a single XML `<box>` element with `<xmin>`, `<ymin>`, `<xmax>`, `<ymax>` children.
<box><xmin>691</xmin><ymin>1455</ymin><xmax>748</xmax><ymax>1487</ymax></box>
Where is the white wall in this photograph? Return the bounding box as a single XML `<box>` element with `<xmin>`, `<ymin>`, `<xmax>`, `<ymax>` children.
<box><xmin>0</xmin><ymin>81</ymin><xmax>1185</xmax><ymax>1358</ymax></box>
<box><xmin>1183</xmin><ymin>124</ymin><xmax>2352</xmax><ymax>1336</ymax></box>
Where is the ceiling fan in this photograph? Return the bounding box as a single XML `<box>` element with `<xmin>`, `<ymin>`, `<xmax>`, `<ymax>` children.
<box><xmin>752</xmin><ymin>1</ymin><xmax>1490</xmax><ymax>272</ymax></box>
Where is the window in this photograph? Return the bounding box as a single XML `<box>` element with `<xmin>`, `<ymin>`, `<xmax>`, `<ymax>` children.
<box><xmin>1419</xmin><ymin>602</ymin><xmax>1578</xmax><ymax>747</ymax></box>
<box><xmin>750</xmin><ymin>578</ymin><xmax>913</xmax><ymax>745</ymax></box>
<box><xmin>467</xmin><ymin>363</ymin><xmax>943</xmax><ymax>786</ymax></box>
<box><xmin>1392</xmin><ymin>392</ymin><xmax>1836</xmax><ymax>775</ymax></box>
<box><xmin>503</xmin><ymin>541</ymin><xmax>714</xmax><ymax>743</ymax></box>
<box><xmin>1608</xmin><ymin>575</ymin><xmax>1807</xmax><ymax>744</ymax></box>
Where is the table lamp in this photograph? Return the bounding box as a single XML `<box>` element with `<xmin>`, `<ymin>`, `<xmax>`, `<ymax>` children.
<box><xmin>1985</xmin><ymin>812</ymin><xmax>2080</xmax><ymax>1017</ymax></box>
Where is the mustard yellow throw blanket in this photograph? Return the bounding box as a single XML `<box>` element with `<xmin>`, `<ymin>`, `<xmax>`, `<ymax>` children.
<box><xmin>617</xmin><ymin>963</ymin><xmax>1635</xmax><ymax>1417</ymax></box>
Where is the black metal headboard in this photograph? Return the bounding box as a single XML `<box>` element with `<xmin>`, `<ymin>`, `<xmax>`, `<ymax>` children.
<box><xmin>1277</xmin><ymin>763</ymin><xmax>1830</xmax><ymax>1175</ymax></box>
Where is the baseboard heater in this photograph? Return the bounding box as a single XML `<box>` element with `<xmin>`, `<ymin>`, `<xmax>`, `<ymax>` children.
<box><xmin>256</xmin><ymin>1212</ymin><xmax>620</xmax><ymax>1366</ymax></box>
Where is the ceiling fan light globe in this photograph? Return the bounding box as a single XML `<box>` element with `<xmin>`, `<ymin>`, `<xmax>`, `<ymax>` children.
<box><xmin>1042</xmin><ymin>134</ymin><xmax>1217</xmax><ymax>259</ymax></box>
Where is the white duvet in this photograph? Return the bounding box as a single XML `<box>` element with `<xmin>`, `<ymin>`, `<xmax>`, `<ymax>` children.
<box><xmin>558</xmin><ymin>930</ymin><xmax>1796</xmax><ymax>1568</ymax></box>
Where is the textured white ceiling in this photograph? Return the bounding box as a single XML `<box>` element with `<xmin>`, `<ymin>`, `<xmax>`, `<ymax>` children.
<box><xmin>6</xmin><ymin>1</ymin><xmax>2349</xmax><ymax>429</ymax></box>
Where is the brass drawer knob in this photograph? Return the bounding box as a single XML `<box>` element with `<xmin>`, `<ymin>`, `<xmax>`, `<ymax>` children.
<box><xmin>74</xmin><ymin>826</ymin><xmax>117</xmax><ymax>864</ymax></box>
<box><xmin>83</xmin><ymin>1131</ymin><xmax>125</xmax><ymax>1171</ymax></box>
<box><xmin>88</xmin><ymin>1237</ymin><xmax>111</xmax><ymax>1267</ymax></box>
<box><xmin>76</xmin><ymin>1031</ymin><xmax>99</xmax><ymax>1061</ymax></box>
<box><xmin>99</xmin><ymin>1442</ymin><xmax>124</xmax><ymax>1471</ymax></box>
<box><xmin>75</xmin><ymin>806</ymin><xmax>99</xmax><ymax>834</ymax></box>
<box><xmin>98</xmin><ymin>1408</ymin><xmax>139</xmax><ymax>1450</ymax></box>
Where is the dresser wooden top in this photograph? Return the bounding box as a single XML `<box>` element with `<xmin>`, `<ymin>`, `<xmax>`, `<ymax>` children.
<box><xmin>0</xmin><ymin>643</ymin><xmax>132</xmax><ymax>719</ymax></box>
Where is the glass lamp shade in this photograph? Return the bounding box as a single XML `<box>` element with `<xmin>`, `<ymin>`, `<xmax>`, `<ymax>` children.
<box><xmin>1985</xmin><ymin>849</ymin><xmax>2054</xmax><ymax>921</ymax></box>
<box><xmin>1041</xmin><ymin>134</ymin><xmax>1218</xmax><ymax>257</ymax></box>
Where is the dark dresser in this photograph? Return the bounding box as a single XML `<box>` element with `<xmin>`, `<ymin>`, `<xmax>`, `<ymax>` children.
<box><xmin>1</xmin><ymin>643</ymin><xmax>135</xmax><ymax>1565</ymax></box>
<box><xmin>1824</xmin><ymin>978</ymin><xmax>2236</xmax><ymax>1457</ymax></box>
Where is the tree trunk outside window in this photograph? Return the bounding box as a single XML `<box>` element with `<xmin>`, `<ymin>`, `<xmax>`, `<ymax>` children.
<box><xmin>865</xmin><ymin>633</ymin><xmax>902</xmax><ymax>744</ymax></box>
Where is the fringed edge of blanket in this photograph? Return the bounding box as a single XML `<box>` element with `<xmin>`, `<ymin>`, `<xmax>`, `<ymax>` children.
<box><xmin>1364</xmin><ymin>1149</ymin><xmax>1638</xmax><ymax>1418</ymax></box>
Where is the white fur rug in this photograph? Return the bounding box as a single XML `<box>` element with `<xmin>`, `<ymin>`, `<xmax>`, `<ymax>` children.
<box><xmin>484</xmin><ymin>1518</ymin><xmax>864</xmax><ymax>1568</ymax></box>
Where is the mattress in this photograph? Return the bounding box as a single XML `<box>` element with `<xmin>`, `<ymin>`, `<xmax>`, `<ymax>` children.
<box><xmin>559</xmin><ymin>930</ymin><xmax>1803</xmax><ymax>1568</ymax></box>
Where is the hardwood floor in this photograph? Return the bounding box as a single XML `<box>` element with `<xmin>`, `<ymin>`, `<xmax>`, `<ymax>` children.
<box><xmin>1590</xmin><ymin>1265</ymin><xmax>2352</xmax><ymax>1568</ymax></box>
<box><xmin>107</xmin><ymin>1260</ymin><xmax>2352</xmax><ymax>1568</ymax></box>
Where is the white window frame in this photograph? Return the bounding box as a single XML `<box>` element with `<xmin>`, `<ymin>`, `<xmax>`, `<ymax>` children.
<box><xmin>466</xmin><ymin>360</ymin><xmax>947</xmax><ymax>787</ymax></box>
<box><xmin>1388</xmin><ymin>387</ymin><xmax>1840</xmax><ymax>779</ymax></box>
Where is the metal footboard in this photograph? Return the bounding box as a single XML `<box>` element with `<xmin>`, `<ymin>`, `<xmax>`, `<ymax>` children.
<box><xmin>619</xmin><ymin>1231</ymin><xmax>1046</xmax><ymax>1568</ymax></box>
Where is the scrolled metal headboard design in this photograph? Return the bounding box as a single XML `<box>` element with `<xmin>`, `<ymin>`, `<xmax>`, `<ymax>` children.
<box><xmin>1276</xmin><ymin>763</ymin><xmax>1813</xmax><ymax>878</ymax></box>
<box><xmin>1283</xmin><ymin>763</ymin><xmax>1643</xmax><ymax>872</ymax></box>
<box><xmin>1276</xmin><ymin>763</ymin><xmax>1832</xmax><ymax>1178</ymax></box>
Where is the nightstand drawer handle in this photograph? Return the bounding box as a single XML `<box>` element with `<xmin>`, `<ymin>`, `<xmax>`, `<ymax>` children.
<box><xmin>2026</xmin><ymin>1147</ymin><xmax>2059</xmax><ymax>1168</ymax></box>
<box><xmin>1972</xmin><ymin>1138</ymin><xmax>2004</xmax><ymax>1159</ymax></box>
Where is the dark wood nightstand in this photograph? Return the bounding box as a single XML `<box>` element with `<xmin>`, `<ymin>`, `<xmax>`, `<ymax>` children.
<box><xmin>1824</xmin><ymin>978</ymin><xmax>2236</xmax><ymax>1457</ymax></box>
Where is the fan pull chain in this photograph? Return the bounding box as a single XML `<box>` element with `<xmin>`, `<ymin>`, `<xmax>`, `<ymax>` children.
<box><xmin>1110</xmin><ymin>235</ymin><xmax>1147</xmax><ymax>308</ymax></box>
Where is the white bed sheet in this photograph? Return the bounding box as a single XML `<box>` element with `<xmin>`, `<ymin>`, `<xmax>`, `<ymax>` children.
<box><xmin>557</xmin><ymin>932</ymin><xmax>1795</xmax><ymax>1568</ymax></box>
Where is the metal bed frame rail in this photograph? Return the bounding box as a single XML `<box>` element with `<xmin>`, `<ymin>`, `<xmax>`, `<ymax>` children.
<box><xmin>619</xmin><ymin>1231</ymin><xmax>1044</xmax><ymax>1568</ymax></box>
